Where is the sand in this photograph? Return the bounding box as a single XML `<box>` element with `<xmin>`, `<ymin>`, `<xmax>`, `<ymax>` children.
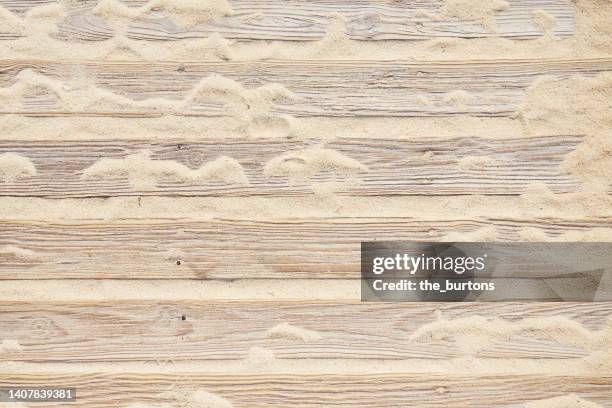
<box><xmin>0</xmin><ymin>279</ymin><xmax>361</xmax><ymax>301</ymax></box>
<box><xmin>519</xmin><ymin>72</ymin><xmax>612</xmax><ymax>191</ymax></box>
<box><xmin>168</xmin><ymin>34</ymin><xmax>234</xmax><ymax>61</ymax></box>
<box><xmin>525</xmin><ymin>395</ymin><xmax>603</xmax><ymax>408</ymax></box>
<box><xmin>0</xmin><ymin>194</ymin><xmax>610</xmax><ymax>221</ymax></box>
<box><xmin>457</xmin><ymin>156</ymin><xmax>496</xmax><ymax>172</ymax></box>
<box><xmin>93</xmin><ymin>0</ymin><xmax>140</xmax><ymax>24</ymax></box>
<box><xmin>0</xmin><ymin>0</ymin><xmax>608</xmax><ymax>61</ymax></box>
<box><xmin>0</xmin><ymin>68</ymin><xmax>298</xmax><ymax>138</ymax></box>
<box><xmin>0</xmin><ymin>339</ymin><xmax>23</xmax><ymax>354</ymax></box>
<box><xmin>0</xmin><ymin>0</ymin><xmax>609</xmax><ymax>145</ymax></box>
<box><xmin>2</xmin><ymin>355</ymin><xmax>611</xmax><ymax>376</ymax></box>
<box><xmin>439</xmin><ymin>0</ymin><xmax>510</xmax><ymax>32</ymax></box>
<box><xmin>410</xmin><ymin>314</ymin><xmax>611</xmax><ymax>355</ymax></box>
<box><xmin>24</xmin><ymin>3</ymin><xmax>65</xmax><ymax>23</ymax></box>
<box><xmin>245</xmin><ymin>346</ymin><xmax>276</xmax><ymax>366</ymax></box>
<box><xmin>141</xmin><ymin>0</ymin><xmax>233</xmax><ymax>29</ymax></box>
<box><xmin>144</xmin><ymin>388</ymin><xmax>235</xmax><ymax>408</ymax></box>
<box><xmin>81</xmin><ymin>151</ymin><xmax>248</xmax><ymax>187</ymax></box>
<box><xmin>95</xmin><ymin>34</ymin><xmax>235</xmax><ymax>62</ymax></box>
<box><xmin>0</xmin><ymin>0</ymin><xmax>611</xmax><ymax>405</ymax></box>
<box><xmin>266</xmin><ymin>323</ymin><xmax>322</xmax><ymax>342</ymax></box>
<box><xmin>0</xmin><ymin>153</ymin><xmax>37</xmax><ymax>181</ymax></box>
<box><xmin>93</xmin><ymin>0</ymin><xmax>233</xmax><ymax>29</ymax></box>
<box><xmin>442</xmin><ymin>226</ymin><xmax>499</xmax><ymax>242</ymax></box>
<box><xmin>0</xmin><ymin>245</ymin><xmax>37</xmax><ymax>261</ymax></box>
<box><xmin>0</xmin><ymin>68</ymin><xmax>179</xmax><ymax>113</ymax></box>
<box><xmin>263</xmin><ymin>146</ymin><xmax>367</xmax><ymax>181</ymax></box>
<box><xmin>442</xmin><ymin>90</ymin><xmax>473</xmax><ymax>110</ymax></box>
<box><xmin>532</xmin><ymin>10</ymin><xmax>558</xmax><ymax>34</ymax></box>
<box><xmin>0</xmin><ymin>6</ymin><xmax>24</xmax><ymax>33</ymax></box>
<box><xmin>183</xmin><ymin>74</ymin><xmax>296</xmax><ymax>137</ymax></box>
<box><xmin>0</xmin><ymin>115</ymin><xmax>526</xmax><ymax>141</ymax></box>
<box><xmin>185</xmin><ymin>389</ymin><xmax>234</xmax><ymax>408</ymax></box>
<box><xmin>103</xmin><ymin>36</ymin><xmax>149</xmax><ymax>61</ymax></box>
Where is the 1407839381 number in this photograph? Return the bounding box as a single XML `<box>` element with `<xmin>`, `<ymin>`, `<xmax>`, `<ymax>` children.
<box><xmin>4</xmin><ymin>388</ymin><xmax>75</xmax><ymax>401</ymax></box>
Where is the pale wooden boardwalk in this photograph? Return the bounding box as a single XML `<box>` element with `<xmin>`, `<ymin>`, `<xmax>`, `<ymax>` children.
<box><xmin>0</xmin><ymin>0</ymin><xmax>611</xmax><ymax>407</ymax></box>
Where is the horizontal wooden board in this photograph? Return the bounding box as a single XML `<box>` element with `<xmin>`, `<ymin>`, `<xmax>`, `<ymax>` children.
<box><xmin>0</xmin><ymin>136</ymin><xmax>585</xmax><ymax>197</ymax></box>
<box><xmin>1</xmin><ymin>218</ymin><xmax>609</xmax><ymax>279</ymax></box>
<box><xmin>0</xmin><ymin>0</ymin><xmax>575</xmax><ymax>42</ymax></box>
<box><xmin>1</xmin><ymin>59</ymin><xmax>611</xmax><ymax>117</ymax></box>
<box><xmin>0</xmin><ymin>372</ymin><xmax>610</xmax><ymax>408</ymax></box>
<box><xmin>0</xmin><ymin>301</ymin><xmax>609</xmax><ymax>363</ymax></box>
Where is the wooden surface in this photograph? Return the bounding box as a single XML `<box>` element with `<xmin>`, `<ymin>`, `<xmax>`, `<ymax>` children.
<box><xmin>2</xmin><ymin>59</ymin><xmax>612</xmax><ymax>117</ymax></box>
<box><xmin>0</xmin><ymin>136</ymin><xmax>586</xmax><ymax>197</ymax></box>
<box><xmin>0</xmin><ymin>301</ymin><xmax>608</xmax><ymax>362</ymax></box>
<box><xmin>1</xmin><ymin>373</ymin><xmax>610</xmax><ymax>408</ymax></box>
<box><xmin>1</xmin><ymin>217</ymin><xmax>610</xmax><ymax>279</ymax></box>
<box><xmin>1</xmin><ymin>0</ymin><xmax>611</xmax><ymax>406</ymax></box>
<box><xmin>0</xmin><ymin>0</ymin><xmax>575</xmax><ymax>41</ymax></box>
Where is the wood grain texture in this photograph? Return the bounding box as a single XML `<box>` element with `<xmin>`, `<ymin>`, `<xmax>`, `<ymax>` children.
<box><xmin>1</xmin><ymin>59</ymin><xmax>611</xmax><ymax>117</ymax></box>
<box><xmin>0</xmin><ymin>301</ymin><xmax>609</xmax><ymax>363</ymax></box>
<box><xmin>0</xmin><ymin>136</ymin><xmax>585</xmax><ymax>197</ymax></box>
<box><xmin>0</xmin><ymin>0</ymin><xmax>575</xmax><ymax>41</ymax></box>
<box><xmin>0</xmin><ymin>372</ymin><xmax>610</xmax><ymax>408</ymax></box>
<box><xmin>1</xmin><ymin>218</ymin><xmax>609</xmax><ymax>279</ymax></box>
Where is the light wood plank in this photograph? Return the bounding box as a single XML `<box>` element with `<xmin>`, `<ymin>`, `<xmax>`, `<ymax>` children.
<box><xmin>0</xmin><ymin>372</ymin><xmax>610</xmax><ymax>407</ymax></box>
<box><xmin>1</xmin><ymin>218</ymin><xmax>609</xmax><ymax>279</ymax></box>
<box><xmin>1</xmin><ymin>59</ymin><xmax>610</xmax><ymax>117</ymax></box>
<box><xmin>0</xmin><ymin>0</ymin><xmax>575</xmax><ymax>42</ymax></box>
<box><xmin>0</xmin><ymin>137</ymin><xmax>585</xmax><ymax>197</ymax></box>
<box><xmin>0</xmin><ymin>301</ymin><xmax>609</xmax><ymax>363</ymax></box>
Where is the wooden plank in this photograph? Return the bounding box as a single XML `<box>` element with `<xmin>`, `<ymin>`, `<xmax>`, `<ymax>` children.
<box><xmin>1</xmin><ymin>59</ymin><xmax>611</xmax><ymax>117</ymax></box>
<box><xmin>0</xmin><ymin>137</ymin><xmax>584</xmax><ymax>197</ymax></box>
<box><xmin>0</xmin><ymin>0</ymin><xmax>575</xmax><ymax>42</ymax></box>
<box><xmin>0</xmin><ymin>372</ymin><xmax>610</xmax><ymax>407</ymax></box>
<box><xmin>0</xmin><ymin>301</ymin><xmax>609</xmax><ymax>363</ymax></box>
<box><xmin>1</xmin><ymin>218</ymin><xmax>609</xmax><ymax>279</ymax></box>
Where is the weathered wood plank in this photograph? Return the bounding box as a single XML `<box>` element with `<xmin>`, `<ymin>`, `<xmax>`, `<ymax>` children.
<box><xmin>0</xmin><ymin>0</ymin><xmax>575</xmax><ymax>42</ymax></box>
<box><xmin>1</xmin><ymin>218</ymin><xmax>609</xmax><ymax>279</ymax></box>
<box><xmin>0</xmin><ymin>301</ymin><xmax>609</xmax><ymax>363</ymax></box>
<box><xmin>0</xmin><ymin>137</ymin><xmax>585</xmax><ymax>197</ymax></box>
<box><xmin>1</xmin><ymin>59</ymin><xmax>610</xmax><ymax>117</ymax></box>
<box><xmin>0</xmin><ymin>372</ymin><xmax>610</xmax><ymax>408</ymax></box>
